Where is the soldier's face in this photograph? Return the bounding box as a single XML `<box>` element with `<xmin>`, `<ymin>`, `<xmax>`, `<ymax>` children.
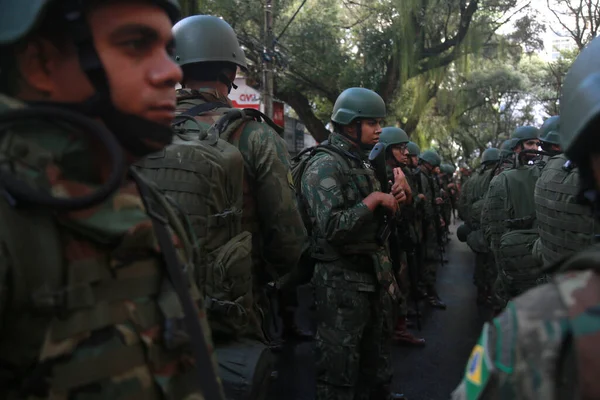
<box><xmin>18</xmin><ymin>2</ymin><xmax>181</xmax><ymax>127</ymax></box>
<box><xmin>409</xmin><ymin>155</ymin><xmax>418</xmax><ymax>166</ymax></box>
<box><xmin>359</xmin><ymin>119</ymin><xmax>384</xmax><ymax>145</ymax></box>
<box><xmin>391</xmin><ymin>144</ymin><xmax>408</xmax><ymax>165</ymax></box>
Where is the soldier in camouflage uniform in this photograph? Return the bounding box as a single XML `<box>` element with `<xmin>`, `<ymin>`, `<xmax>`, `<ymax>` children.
<box><xmin>463</xmin><ymin>149</ymin><xmax>501</xmax><ymax>305</ymax></box>
<box><xmin>379</xmin><ymin>128</ymin><xmax>426</xmax><ymax>346</ymax></box>
<box><xmin>0</xmin><ymin>1</ymin><xmax>224</xmax><ymax>399</ymax></box>
<box><xmin>439</xmin><ymin>163</ymin><xmax>456</xmax><ymax>236</ymax></box>
<box><xmin>533</xmin><ymin>116</ymin><xmax>597</xmax><ymax>271</ymax></box>
<box><xmin>171</xmin><ymin>15</ymin><xmax>308</xmax><ymax>341</ymax></box>
<box><xmin>453</xmin><ymin>35</ymin><xmax>600</xmax><ymax>400</ymax></box>
<box><xmin>417</xmin><ymin>150</ymin><xmax>447</xmax><ymax>309</ymax></box>
<box><xmin>481</xmin><ymin>127</ymin><xmax>543</xmax><ymax>312</ymax></box>
<box><xmin>301</xmin><ymin>88</ymin><xmax>405</xmax><ymax>400</ymax></box>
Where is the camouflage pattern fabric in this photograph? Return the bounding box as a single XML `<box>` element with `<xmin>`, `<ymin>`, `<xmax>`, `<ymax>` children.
<box><xmin>534</xmin><ymin>154</ymin><xmax>597</xmax><ymax>267</ymax></box>
<box><xmin>174</xmin><ymin>88</ymin><xmax>307</xmax><ymax>340</ymax></box>
<box><xmin>452</xmin><ymin>244</ymin><xmax>600</xmax><ymax>400</ymax></box>
<box><xmin>301</xmin><ymin>132</ymin><xmax>398</xmax><ymax>399</ymax></box>
<box><xmin>0</xmin><ymin>95</ymin><xmax>221</xmax><ymax>399</ymax></box>
<box><xmin>418</xmin><ymin>166</ymin><xmax>441</xmax><ymax>286</ymax></box>
<box><xmin>175</xmin><ymin>88</ymin><xmax>306</xmax><ymax>285</ymax></box>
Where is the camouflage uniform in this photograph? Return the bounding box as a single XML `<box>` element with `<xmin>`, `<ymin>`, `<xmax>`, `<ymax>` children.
<box><xmin>0</xmin><ymin>96</ymin><xmax>221</xmax><ymax>399</ymax></box>
<box><xmin>465</xmin><ymin>165</ymin><xmax>498</xmax><ymax>296</ymax></box>
<box><xmin>482</xmin><ymin>163</ymin><xmax>542</xmax><ymax>308</ymax></box>
<box><xmin>418</xmin><ymin>165</ymin><xmax>441</xmax><ymax>286</ymax></box>
<box><xmin>301</xmin><ymin>132</ymin><xmax>399</xmax><ymax>400</ymax></box>
<box><xmin>452</xmin><ymin>248</ymin><xmax>600</xmax><ymax>400</ymax></box>
<box><xmin>175</xmin><ymin>88</ymin><xmax>307</xmax><ymax>335</ymax></box>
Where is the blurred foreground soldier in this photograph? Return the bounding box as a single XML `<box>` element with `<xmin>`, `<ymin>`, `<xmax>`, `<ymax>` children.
<box><xmin>300</xmin><ymin>88</ymin><xmax>405</xmax><ymax>399</ymax></box>
<box><xmin>533</xmin><ymin>115</ymin><xmax>597</xmax><ymax>271</ymax></box>
<box><xmin>379</xmin><ymin>127</ymin><xmax>425</xmax><ymax>346</ymax></box>
<box><xmin>167</xmin><ymin>15</ymin><xmax>307</xmax><ymax>344</ymax></box>
<box><xmin>417</xmin><ymin>150</ymin><xmax>447</xmax><ymax>309</ymax></box>
<box><xmin>0</xmin><ymin>1</ymin><xmax>224</xmax><ymax>399</ymax></box>
<box><xmin>481</xmin><ymin>126</ymin><xmax>544</xmax><ymax>311</ymax></box>
<box><xmin>453</xmin><ymin>35</ymin><xmax>600</xmax><ymax>400</ymax></box>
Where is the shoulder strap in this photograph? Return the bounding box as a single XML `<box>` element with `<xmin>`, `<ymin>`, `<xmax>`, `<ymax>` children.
<box><xmin>129</xmin><ymin>169</ymin><xmax>224</xmax><ymax>400</ymax></box>
<box><xmin>172</xmin><ymin>102</ymin><xmax>229</xmax><ymax>126</ymax></box>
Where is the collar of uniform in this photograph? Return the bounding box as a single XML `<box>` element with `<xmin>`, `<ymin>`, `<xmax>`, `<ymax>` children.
<box><xmin>330</xmin><ymin>132</ymin><xmax>364</xmax><ymax>158</ymax></box>
<box><xmin>176</xmin><ymin>87</ymin><xmax>233</xmax><ymax>107</ymax></box>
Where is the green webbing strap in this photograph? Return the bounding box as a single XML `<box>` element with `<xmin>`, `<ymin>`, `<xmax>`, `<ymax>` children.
<box><xmin>130</xmin><ymin>170</ymin><xmax>223</xmax><ymax>400</ymax></box>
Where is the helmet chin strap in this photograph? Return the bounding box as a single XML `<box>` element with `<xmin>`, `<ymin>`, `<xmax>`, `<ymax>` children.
<box><xmin>59</xmin><ymin>0</ymin><xmax>175</xmax><ymax>158</ymax></box>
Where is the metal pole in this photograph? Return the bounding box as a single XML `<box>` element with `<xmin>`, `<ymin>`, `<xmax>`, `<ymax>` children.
<box><xmin>263</xmin><ymin>0</ymin><xmax>274</xmax><ymax>119</ymax></box>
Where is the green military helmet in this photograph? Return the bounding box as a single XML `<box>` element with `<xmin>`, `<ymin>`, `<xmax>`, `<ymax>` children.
<box><xmin>481</xmin><ymin>148</ymin><xmax>501</xmax><ymax>164</ymax></box>
<box><xmin>441</xmin><ymin>163</ymin><xmax>455</xmax><ymax>175</ymax></box>
<box><xmin>539</xmin><ymin>116</ymin><xmax>559</xmax><ymax>139</ymax></box>
<box><xmin>457</xmin><ymin>223</ymin><xmax>471</xmax><ymax>243</ymax></box>
<box><xmin>331</xmin><ymin>88</ymin><xmax>386</xmax><ymax>125</ymax></box>
<box><xmin>510</xmin><ymin>126</ymin><xmax>540</xmax><ymax>142</ymax></box>
<box><xmin>500</xmin><ymin>138</ymin><xmax>518</xmax><ymax>155</ymax></box>
<box><xmin>172</xmin><ymin>15</ymin><xmax>247</xmax><ymax>69</ymax></box>
<box><xmin>560</xmin><ymin>35</ymin><xmax>600</xmax><ymax>161</ymax></box>
<box><xmin>0</xmin><ymin>0</ymin><xmax>180</xmax><ymax>45</ymax></box>
<box><xmin>407</xmin><ymin>141</ymin><xmax>420</xmax><ymax>156</ymax></box>
<box><xmin>419</xmin><ymin>149</ymin><xmax>441</xmax><ymax>167</ymax></box>
<box><xmin>380</xmin><ymin>127</ymin><xmax>409</xmax><ymax>149</ymax></box>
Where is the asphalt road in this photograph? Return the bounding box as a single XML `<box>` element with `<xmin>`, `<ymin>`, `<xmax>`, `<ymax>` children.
<box><xmin>268</xmin><ymin>223</ymin><xmax>492</xmax><ymax>400</ymax></box>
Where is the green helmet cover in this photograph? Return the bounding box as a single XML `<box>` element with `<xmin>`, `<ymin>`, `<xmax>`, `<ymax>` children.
<box><xmin>419</xmin><ymin>149</ymin><xmax>441</xmax><ymax>167</ymax></box>
<box><xmin>331</xmin><ymin>88</ymin><xmax>386</xmax><ymax>125</ymax></box>
<box><xmin>380</xmin><ymin>127</ymin><xmax>409</xmax><ymax>148</ymax></box>
<box><xmin>457</xmin><ymin>224</ymin><xmax>471</xmax><ymax>243</ymax></box>
<box><xmin>511</xmin><ymin>126</ymin><xmax>540</xmax><ymax>142</ymax></box>
<box><xmin>541</xmin><ymin>131</ymin><xmax>561</xmax><ymax>146</ymax></box>
<box><xmin>539</xmin><ymin>116</ymin><xmax>559</xmax><ymax>140</ymax></box>
<box><xmin>481</xmin><ymin>148</ymin><xmax>501</xmax><ymax>164</ymax></box>
<box><xmin>0</xmin><ymin>0</ymin><xmax>180</xmax><ymax>45</ymax></box>
<box><xmin>560</xmin><ymin>35</ymin><xmax>600</xmax><ymax>162</ymax></box>
<box><xmin>172</xmin><ymin>15</ymin><xmax>247</xmax><ymax>69</ymax></box>
<box><xmin>407</xmin><ymin>141</ymin><xmax>420</xmax><ymax>156</ymax></box>
<box><xmin>441</xmin><ymin>163</ymin><xmax>455</xmax><ymax>175</ymax></box>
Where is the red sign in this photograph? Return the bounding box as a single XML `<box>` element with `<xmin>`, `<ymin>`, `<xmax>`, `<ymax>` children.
<box><xmin>273</xmin><ymin>101</ymin><xmax>284</xmax><ymax>127</ymax></box>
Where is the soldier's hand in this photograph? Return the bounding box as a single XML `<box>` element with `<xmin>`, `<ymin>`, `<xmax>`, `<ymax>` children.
<box><xmin>392</xmin><ymin>185</ymin><xmax>407</xmax><ymax>204</ymax></box>
<box><xmin>435</xmin><ymin>197</ymin><xmax>444</xmax><ymax>205</ymax></box>
<box><xmin>418</xmin><ymin>194</ymin><xmax>426</xmax><ymax>201</ymax></box>
<box><xmin>379</xmin><ymin>192</ymin><xmax>399</xmax><ymax>213</ymax></box>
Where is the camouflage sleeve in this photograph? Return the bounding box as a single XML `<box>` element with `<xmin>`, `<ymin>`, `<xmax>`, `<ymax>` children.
<box><xmin>242</xmin><ymin>123</ymin><xmax>307</xmax><ymax>273</ymax></box>
<box><xmin>453</xmin><ymin>281</ymin><xmax>575</xmax><ymax>400</ymax></box>
<box><xmin>420</xmin><ymin>174</ymin><xmax>434</xmax><ymax>220</ymax></box>
<box><xmin>301</xmin><ymin>153</ymin><xmax>374</xmax><ymax>245</ymax></box>
<box><xmin>458</xmin><ymin>179</ymin><xmax>471</xmax><ymax>221</ymax></box>
<box><xmin>482</xmin><ymin>175</ymin><xmax>507</xmax><ymax>253</ymax></box>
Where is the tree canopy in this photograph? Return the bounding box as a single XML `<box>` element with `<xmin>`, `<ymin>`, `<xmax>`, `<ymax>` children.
<box><xmin>180</xmin><ymin>0</ymin><xmax>579</xmax><ymax>167</ymax></box>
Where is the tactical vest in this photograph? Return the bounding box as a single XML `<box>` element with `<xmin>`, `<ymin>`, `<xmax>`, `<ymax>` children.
<box><xmin>497</xmin><ymin>166</ymin><xmax>544</xmax><ymax>295</ymax></box>
<box><xmin>135</xmin><ymin>102</ymin><xmax>254</xmax><ymax>339</ymax></box>
<box><xmin>0</xmin><ymin>179</ymin><xmax>211</xmax><ymax>399</ymax></box>
<box><xmin>293</xmin><ymin>143</ymin><xmax>381</xmax><ymax>261</ymax></box>
<box><xmin>534</xmin><ymin>154</ymin><xmax>597</xmax><ymax>267</ymax></box>
<box><xmin>469</xmin><ymin>167</ymin><xmax>495</xmax><ymax>230</ymax></box>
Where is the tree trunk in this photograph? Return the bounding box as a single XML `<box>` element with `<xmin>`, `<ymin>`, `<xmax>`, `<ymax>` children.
<box><xmin>277</xmin><ymin>89</ymin><xmax>332</xmax><ymax>143</ymax></box>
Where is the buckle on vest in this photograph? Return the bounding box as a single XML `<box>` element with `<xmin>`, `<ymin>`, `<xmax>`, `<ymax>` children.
<box><xmin>30</xmin><ymin>284</ymin><xmax>66</xmax><ymax>314</ymax></box>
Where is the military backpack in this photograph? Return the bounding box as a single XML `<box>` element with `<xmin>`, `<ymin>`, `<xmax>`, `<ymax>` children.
<box><xmin>134</xmin><ymin>102</ymin><xmax>265</xmax><ymax>339</ymax></box>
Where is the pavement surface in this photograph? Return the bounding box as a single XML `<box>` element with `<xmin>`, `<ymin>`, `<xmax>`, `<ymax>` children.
<box><xmin>267</xmin><ymin>223</ymin><xmax>492</xmax><ymax>400</ymax></box>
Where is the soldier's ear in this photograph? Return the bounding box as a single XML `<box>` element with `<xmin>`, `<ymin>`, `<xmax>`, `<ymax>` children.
<box><xmin>16</xmin><ymin>38</ymin><xmax>60</xmax><ymax>97</ymax></box>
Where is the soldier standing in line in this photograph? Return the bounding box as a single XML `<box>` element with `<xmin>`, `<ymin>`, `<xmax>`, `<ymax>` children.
<box><xmin>453</xmin><ymin>36</ymin><xmax>600</xmax><ymax>399</ymax></box>
<box><xmin>0</xmin><ymin>1</ymin><xmax>224</xmax><ymax>399</ymax></box>
<box><xmin>300</xmin><ymin>88</ymin><xmax>406</xmax><ymax>400</ymax></box>
<box><xmin>168</xmin><ymin>15</ymin><xmax>308</xmax><ymax>343</ymax></box>
<box><xmin>379</xmin><ymin>127</ymin><xmax>426</xmax><ymax>346</ymax></box>
<box><xmin>417</xmin><ymin>150</ymin><xmax>447</xmax><ymax>309</ymax></box>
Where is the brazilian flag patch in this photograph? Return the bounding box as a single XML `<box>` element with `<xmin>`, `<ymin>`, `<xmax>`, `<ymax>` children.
<box><xmin>464</xmin><ymin>325</ymin><xmax>492</xmax><ymax>400</ymax></box>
